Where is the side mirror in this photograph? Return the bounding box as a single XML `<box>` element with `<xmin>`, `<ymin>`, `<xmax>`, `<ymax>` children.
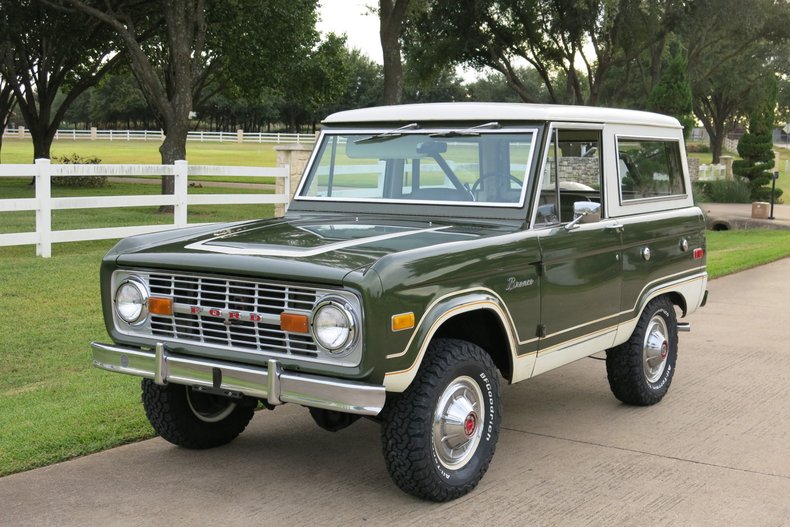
<box><xmin>574</xmin><ymin>201</ymin><xmax>601</xmax><ymax>223</ymax></box>
<box><xmin>565</xmin><ymin>201</ymin><xmax>601</xmax><ymax>231</ymax></box>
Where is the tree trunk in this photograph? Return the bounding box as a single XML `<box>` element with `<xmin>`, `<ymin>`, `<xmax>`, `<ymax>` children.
<box><xmin>710</xmin><ymin>126</ymin><xmax>724</xmax><ymax>164</ymax></box>
<box><xmin>380</xmin><ymin>0</ymin><xmax>409</xmax><ymax>105</ymax></box>
<box><xmin>159</xmin><ymin>122</ymin><xmax>189</xmax><ymax>199</ymax></box>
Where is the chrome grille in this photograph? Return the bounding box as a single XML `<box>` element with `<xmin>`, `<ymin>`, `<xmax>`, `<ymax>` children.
<box><xmin>147</xmin><ymin>273</ymin><xmax>321</xmax><ymax>358</ymax></box>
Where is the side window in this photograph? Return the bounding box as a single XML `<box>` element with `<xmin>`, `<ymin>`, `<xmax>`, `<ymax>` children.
<box><xmin>536</xmin><ymin>129</ymin><xmax>602</xmax><ymax>225</ymax></box>
<box><xmin>618</xmin><ymin>139</ymin><xmax>685</xmax><ymax>201</ymax></box>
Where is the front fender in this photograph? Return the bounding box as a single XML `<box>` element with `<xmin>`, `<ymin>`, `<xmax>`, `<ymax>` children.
<box><xmin>382</xmin><ymin>289</ymin><xmax>519</xmax><ymax>392</ymax></box>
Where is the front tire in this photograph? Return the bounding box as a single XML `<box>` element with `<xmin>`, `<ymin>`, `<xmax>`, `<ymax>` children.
<box><xmin>606</xmin><ymin>296</ymin><xmax>678</xmax><ymax>406</ymax></box>
<box><xmin>141</xmin><ymin>380</ymin><xmax>256</xmax><ymax>449</ymax></box>
<box><xmin>381</xmin><ymin>339</ymin><xmax>501</xmax><ymax>502</ymax></box>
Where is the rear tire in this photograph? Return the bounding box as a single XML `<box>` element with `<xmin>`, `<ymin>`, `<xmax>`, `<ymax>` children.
<box><xmin>381</xmin><ymin>338</ymin><xmax>501</xmax><ymax>501</ymax></box>
<box><xmin>606</xmin><ymin>296</ymin><xmax>678</xmax><ymax>406</ymax></box>
<box><xmin>142</xmin><ymin>380</ymin><xmax>256</xmax><ymax>449</ymax></box>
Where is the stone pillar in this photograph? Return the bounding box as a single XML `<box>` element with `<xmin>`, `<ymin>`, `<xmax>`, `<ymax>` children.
<box><xmin>720</xmin><ymin>155</ymin><xmax>734</xmax><ymax>179</ymax></box>
<box><xmin>274</xmin><ymin>143</ymin><xmax>313</xmax><ymax>217</ymax></box>
<box><xmin>90</xmin><ymin>127</ymin><xmax>98</xmax><ymax>140</ymax></box>
<box><xmin>237</xmin><ymin>129</ymin><xmax>244</xmax><ymax>143</ymax></box>
<box><xmin>18</xmin><ymin>126</ymin><xmax>24</xmax><ymax>139</ymax></box>
<box><xmin>686</xmin><ymin>157</ymin><xmax>700</xmax><ymax>182</ymax></box>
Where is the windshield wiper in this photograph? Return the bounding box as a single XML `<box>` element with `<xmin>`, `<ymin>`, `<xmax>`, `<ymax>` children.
<box><xmin>429</xmin><ymin>122</ymin><xmax>501</xmax><ymax>138</ymax></box>
<box><xmin>353</xmin><ymin>123</ymin><xmax>420</xmax><ymax>144</ymax></box>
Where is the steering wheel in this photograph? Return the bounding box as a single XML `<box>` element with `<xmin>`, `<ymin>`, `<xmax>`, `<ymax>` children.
<box><xmin>471</xmin><ymin>173</ymin><xmax>523</xmax><ymax>201</ymax></box>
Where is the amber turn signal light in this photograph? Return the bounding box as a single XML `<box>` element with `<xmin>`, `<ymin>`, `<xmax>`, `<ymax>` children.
<box><xmin>148</xmin><ymin>297</ymin><xmax>173</xmax><ymax>316</ymax></box>
<box><xmin>280</xmin><ymin>312</ymin><xmax>310</xmax><ymax>333</ymax></box>
<box><xmin>391</xmin><ymin>312</ymin><xmax>415</xmax><ymax>332</ymax></box>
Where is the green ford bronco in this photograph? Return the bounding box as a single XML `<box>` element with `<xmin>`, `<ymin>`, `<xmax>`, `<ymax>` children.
<box><xmin>92</xmin><ymin>103</ymin><xmax>707</xmax><ymax>501</ymax></box>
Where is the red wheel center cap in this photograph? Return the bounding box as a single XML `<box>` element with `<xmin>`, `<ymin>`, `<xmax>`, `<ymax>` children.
<box><xmin>464</xmin><ymin>413</ymin><xmax>477</xmax><ymax>437</ymax></box>
<box><xmin>660</xmin><ymin>341</ymin><xmax>668</xmax><ymax>359</ymax></box>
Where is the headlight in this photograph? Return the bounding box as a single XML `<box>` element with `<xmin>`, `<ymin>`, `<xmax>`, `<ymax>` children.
<box><xmin>114</xmin><ymin>279</ymin><xmax>148</xmax><ymax>324</ymax></box>
<box><xmin>312</xmin><ymin>298</ymin><xmax>357</xmax><ymax>353</ymax></box>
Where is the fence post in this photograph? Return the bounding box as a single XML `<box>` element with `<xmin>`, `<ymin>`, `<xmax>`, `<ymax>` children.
<box><xmin>18</xmin><ymin>126</ymin><xmax>24</xmax><ymax>139</ymax></box>
<box><xmin>90</xmin><ymin>127</ymin><xmax>97</xmax><ymax>141</ymax></box>
<box><xmin>35</xmin><ymin>158</ymin><xmax>52</xmax><ymax>258</ymax></box>
<box><xmin>237</xmin><ymin>129</ymin><xmax>244</xmax><ymax>143</ymax></box>
<box><xmin>174</xmin><ymin>160</ymin><xmax>188</xmax><ymax>228</ymax></box>
<box><xmin>274</xmin><ymin>144</ymin><xmax>313</xmax><ymax>217</ymax></box>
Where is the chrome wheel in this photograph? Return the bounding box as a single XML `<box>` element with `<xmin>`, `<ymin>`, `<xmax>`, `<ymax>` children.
<box><xmin>432</xmin><ymin>376</ymin><xmax>485</xmax><ymax>470</ymax></box>
<box><xmin>186</xmin><ymin>389</ymin><xmax>237</xmax><ymax>423</ymax></box>
<box><xmin>643</xmin><ymin>315</ymin><xmax>669</xmax><ymax>383</ymax></box>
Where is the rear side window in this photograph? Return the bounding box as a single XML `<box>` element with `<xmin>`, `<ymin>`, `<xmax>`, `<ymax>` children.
<box><xmin>617</xmin><ymin>139</ymin><xmax>685</xmax><ymax>201</ymax></box>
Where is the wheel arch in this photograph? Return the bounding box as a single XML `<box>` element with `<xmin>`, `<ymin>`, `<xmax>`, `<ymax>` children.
<box><xmin>383</xmin><ymin>292</ymin><xmax>518</xmax><ymax>392</ymax></box>
<box><xmin>614</xmin><ymin>272</ymin><xmax>706</xmax><ymax>345</ymax></box>
<box><xmin>433</xmin><ymin>309</ymin><xmax>514</xmax><ymax>383</ymax></box>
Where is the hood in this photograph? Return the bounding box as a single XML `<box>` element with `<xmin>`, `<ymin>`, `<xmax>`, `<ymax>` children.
<box><xmin>113</xmin><ymin>214</ymin><xmax>521</xmax><ymax>284</ymax></box>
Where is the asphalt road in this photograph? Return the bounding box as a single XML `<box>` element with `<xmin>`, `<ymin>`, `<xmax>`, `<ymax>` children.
<box><xmin>2</xmin><ymin>259</ymin><xmax>790</xmax><ymax>526</ymax></box>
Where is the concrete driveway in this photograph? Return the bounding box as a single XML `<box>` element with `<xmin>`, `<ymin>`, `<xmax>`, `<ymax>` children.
<box><xmin>2</xmin><ymin>259</ymin><xmax>790</xmax><ymax>526</ymax></box>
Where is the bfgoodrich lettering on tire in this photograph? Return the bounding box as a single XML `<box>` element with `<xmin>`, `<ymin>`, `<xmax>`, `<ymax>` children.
<box><xmin>606</xmin><ymin>296</ymin><xmax>679</xmax><ymax>406</ymax></box>
<box><xmin>141</xmin><ymin>380</ymin><xmax>256</xmax><ymax>449</ymax></box>
<box><xmin>381</xmin><ymin>338</ymin><xmax>501</xmax><ymax>502</ymax></box>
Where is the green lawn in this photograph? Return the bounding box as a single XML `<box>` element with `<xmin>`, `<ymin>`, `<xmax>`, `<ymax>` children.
<box><xmin>0</xmin><ymin>136</ymin><xmax>280</xmax><ymax>166</ymax></box>
<box><xmin>0</xmin><ymin>178</ymin><xmax>274</xmax><ymax>237</ymax></box>
<box><xmin>706</xmin><ymin>230</ymin><xmax>790</xmax><ymax>278</ymax></box>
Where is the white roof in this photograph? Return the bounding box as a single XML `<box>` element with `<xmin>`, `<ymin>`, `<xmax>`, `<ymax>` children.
<box><xmin>323</xmin><ymin>102</ymin><xmax>680</xmax><ymax>128</ymax></box>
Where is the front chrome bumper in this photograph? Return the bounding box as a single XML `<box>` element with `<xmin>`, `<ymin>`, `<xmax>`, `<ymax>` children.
<box><xmin>91</xmin><ymin>342</ymin><xmax>385</xmax><ymax>416</ymax></box>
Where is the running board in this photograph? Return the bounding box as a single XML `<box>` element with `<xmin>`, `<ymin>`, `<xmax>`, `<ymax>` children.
<box><xmin>677</xmin><ymin>322</ymin><xmax>691</xmax><ymax>332</ymax></box>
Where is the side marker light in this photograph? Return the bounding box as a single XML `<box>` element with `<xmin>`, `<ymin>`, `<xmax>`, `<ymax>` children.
<box><xmin>392</xmin><ymin>312</ymin><xmax>415</xmax><ymax>332</ymax></box>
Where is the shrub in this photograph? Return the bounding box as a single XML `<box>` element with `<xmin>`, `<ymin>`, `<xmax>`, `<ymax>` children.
<box><xmin>686</xmin><ymin>142</ymin><xmax>710</xmax><ymax>153</ymax></box>
<box><xmin>694</xmin><ymin>178</ymin><xmax>752</xmax><ymax>203</ymax></box>
<box><xmin>52</xmin><ymin>153</ymin><xmax>107</xmax><ymax>187</ymax></box>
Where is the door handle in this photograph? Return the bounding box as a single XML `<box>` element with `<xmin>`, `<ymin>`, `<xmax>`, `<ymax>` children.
<box><xmin>605</xmin><ymin>223</ymin><xmax>624</xmax><ymax>234</ymax></box>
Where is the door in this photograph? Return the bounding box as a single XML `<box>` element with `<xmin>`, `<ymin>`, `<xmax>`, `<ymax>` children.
<box><xmin>532</xmin><ymin>127</ymin><xmax>623</xmax><ymax>375</ymax></box>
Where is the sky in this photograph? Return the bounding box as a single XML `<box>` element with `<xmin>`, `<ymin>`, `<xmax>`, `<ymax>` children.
<box><xmin>317</xmin><ymin>1</ymin><xmax>383</xmax><ymax>64</ymax></box>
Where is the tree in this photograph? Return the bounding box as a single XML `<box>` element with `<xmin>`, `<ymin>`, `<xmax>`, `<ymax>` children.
<box><xmin>65</xmin><ymin>68</ymin><xmax>156</xmax><ymax>129</ymax></box>
<box><xmin>0</xmin><ymin>1</ymin><xmax>123</xmax><ymax>161</ymax></box>
<box><xmin>379</xmin><ymin>0</ymin><xmax>411</xmax><ymax>104</ymax></box>
<box><xmin>339</xmin><ymin>49</ymin><xmax>384</xmax><ymax>110</ymax></box>
<box><xmin>682</xmin><ymin>0</ymin><xmax>790</xmax><ymax>162</ymax></box>
<box><xmin>402</xmin><ymin>65</ymin><xmax>466</xmax><ymax>103</ymax></box>
<box><xmin>733</xmin><ymin>76</ymin><xmax>781</xmax><ymax>202</ymax></box>
<box><xmin>287</xmin><ymin>33</ymin><xmax>353</xmax><ymax>131</ymax></box>
<box><xmin>466</xmin><ymin>69</ymin><xmax>542</xmax><ymax>103</ymax></box>
<box><xmin>0</xmin><ymin>74</ymin><xmax>16</xmax><ymax>162</ymax></box>
<box><xmin>647</xmin><ymin>49</ymin><xmax>693</xmax><ymax>137</ymax></box>
<box><xmin>58</xmin><ymin>0</ymin><xmax>319</xmax><ymax>196</ymax></box>
<box><xmin>404</xmin><ymin>0</ymin><xmax>684</xmax><ymax>106</ymax></box>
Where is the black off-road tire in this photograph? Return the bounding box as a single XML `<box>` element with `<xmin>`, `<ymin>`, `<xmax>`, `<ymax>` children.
<box><xmin>141</xmin><ymin>380</ymin><xmax>256</xmax><ymax>449</ymax></box>
<box><xmin>606</xmin><ymin>296</ymin><xmax>678</xmax><ymax>406</ymax></box>
<box><xmin>381</xmin><ymin>338</ymin><xmax>501</xmax><ymax>502</ymax></box>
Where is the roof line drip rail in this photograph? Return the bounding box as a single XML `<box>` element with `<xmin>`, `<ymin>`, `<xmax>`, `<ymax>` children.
<box><xmin>429</xmin><ymin>122</ymin><xmax>501</xmax><ymax>138</ymax></box>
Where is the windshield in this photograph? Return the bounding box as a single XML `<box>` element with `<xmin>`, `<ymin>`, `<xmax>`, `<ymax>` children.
<box><xmin>297</xmin><ymin>130</ymin><xmax>537</xmax><ymax>207</ymax></box>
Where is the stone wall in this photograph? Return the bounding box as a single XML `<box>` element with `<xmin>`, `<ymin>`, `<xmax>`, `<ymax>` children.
<box><xmin>557</xmin><ymin>157</ymin><xmax>600</xmax><ymax>188</ymax></box>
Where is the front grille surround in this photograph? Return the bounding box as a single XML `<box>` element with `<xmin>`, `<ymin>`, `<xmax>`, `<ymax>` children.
<box><xmin>110</xmin><ymin>269</ymin><xmax>363</xmax><ymax>367</ymax></box>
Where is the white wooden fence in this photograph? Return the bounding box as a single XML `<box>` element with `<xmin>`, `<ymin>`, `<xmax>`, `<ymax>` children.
<box><xmin>0</xmin><ymin>159</ymin><xmax>289</xmax><ymax>258</ymax></box>
<box><xmin>697</xmin><ymin>163</ymin><xmax>727</xmax><ymax>181</ymax></box>
<box><xmin>6</xmin><ymin>127</ymin><xmax>316</xmax><ymax>144</ymax></box>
